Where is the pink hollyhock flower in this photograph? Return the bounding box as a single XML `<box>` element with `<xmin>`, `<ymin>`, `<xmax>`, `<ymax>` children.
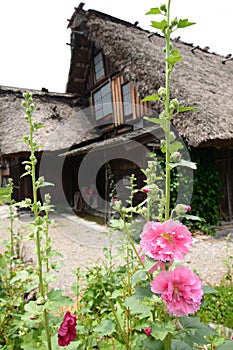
<box><xmin>151</xmin><ymin>266</ymin><xmax>203</xmax><ymax>317</ymax></box>
<box><xmin>141</xmin><ymin>185</ymin><xmax>150</xmax><ymax>193</ymax></box>
<box><xmin>144</xmin><ymin>327</ymin><xmax>152</xmax><ymax>336</ymax></box>
<box><xmin>58</xmin><ymin>311</ymin><xmax>77</xmax><ymax>347</ymax></box>
<box><xmin>139</xmin><ymin>220</ymin><xmax>192</xmax><ymax>262</ymax></box>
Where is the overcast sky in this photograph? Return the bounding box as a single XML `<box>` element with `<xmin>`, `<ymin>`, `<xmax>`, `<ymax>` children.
<box><xmin>0</xmin><ymin>0</ymin><xmax>232</xmax><ymax>93</ymax></box>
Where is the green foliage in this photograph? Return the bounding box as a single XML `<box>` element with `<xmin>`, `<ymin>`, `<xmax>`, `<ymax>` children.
<box><xmin>197</xmin><ymin>285</ymin><xmax>233</xmax><ymax>329</ymax></box>
<box><xmin>0</xmin><ymin>187</ymin><xmax>11</xmax><ymax>204</ymax></box>
<box><xmin>190</xmin><ymin>149</ymin><xmax>222</xmax><ymax>227</ymax></box>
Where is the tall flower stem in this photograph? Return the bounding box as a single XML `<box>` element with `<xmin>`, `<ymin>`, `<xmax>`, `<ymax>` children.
<box><xmin>23</xmin><ymin>93</ymin><xmax>52</xmax><ymax>350</ymax></box>
<box><xmin>164</xmin><ymin>0</ymin><xmax>172</xmax><ymax>220</ymax></box>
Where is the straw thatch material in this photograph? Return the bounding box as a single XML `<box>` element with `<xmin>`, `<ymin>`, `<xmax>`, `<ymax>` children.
<box><xmin>0</xmin><ymin>86</ymin><xmax>99</xmax><ymax>155</ymax></box>
<box><xmin>67</xmin><ymin>7</ymin><xmax>233</xmax><ymax>147</ymax></box>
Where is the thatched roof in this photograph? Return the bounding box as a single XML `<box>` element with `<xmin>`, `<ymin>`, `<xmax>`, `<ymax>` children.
<box><xmin>67</xmin><ymin>6</ymin><xmax>233</xmax><ymax>148</ymax></box>
<box><xmin>0</xmin><ymin>86</ymin><xmax>99</xmax><ymax>156</ymax></box>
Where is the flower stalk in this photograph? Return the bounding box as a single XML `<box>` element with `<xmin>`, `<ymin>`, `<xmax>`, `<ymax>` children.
<box><xmin>22</xmin><ymin>93</ymin><xmax>52</xmax><ymax>350</ymax></box>
<box><xmin>164</xmin><ymin>0</ymin><xmax>172</xmax><ymax>220</ymax></box>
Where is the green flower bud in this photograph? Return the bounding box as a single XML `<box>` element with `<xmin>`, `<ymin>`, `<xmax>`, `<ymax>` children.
<box><xmin>171</xmin><ymin>17</ymin><xmax>178</xmax><ymax>27</ymax></box>
<box><xmin>160</xmin><ymin>4</ymin><xmax>167</xmax><ymax>12</ymax></box>
<box><xmin>171</xmin><ymin>152</ymin><xmax>181</xmax><ymax>162</ymax></box>
<box><xmin>169</xmin><ymin>98</ymin><xmax>179</xmax><ymax>112</ymax></box>
<box><xmin>158</xmin><ymin>87</ymin><xmax>166</xmax><ymax>100</ymax></box>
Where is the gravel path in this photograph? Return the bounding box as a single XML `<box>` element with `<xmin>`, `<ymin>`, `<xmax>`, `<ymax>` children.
<box><xmin>0</xmin><ymin>205</ymin><xmax>233</xmax><ymax>297</ymax></box>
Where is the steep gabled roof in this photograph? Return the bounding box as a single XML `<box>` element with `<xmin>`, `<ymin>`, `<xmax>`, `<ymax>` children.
<box><xmin>0</xmin><ymin>85</ymin><xmax>99</xmax><ymax>155</ymax></box>
<box><xmin>67</xmin><ymin>5</ymin><xmax>233</xmax><ymax>148</ymax></box>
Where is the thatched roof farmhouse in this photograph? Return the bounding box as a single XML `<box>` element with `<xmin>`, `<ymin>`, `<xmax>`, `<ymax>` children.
<box><xmin>64</xmin><ymin>4</ymin><xmax>233</xmax><ymax>221</ymax></box>
<box><xmin>67</xmin><ymin>5</ymin><xmax>233</xmax><ymax>149</ymax></box>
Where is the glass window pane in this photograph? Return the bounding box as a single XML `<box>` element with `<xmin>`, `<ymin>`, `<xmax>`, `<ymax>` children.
<box><xmin>93</xmin><ymin>82</ymin><xmax>112</xmax><ymax>120</ymax></box>
<box><xmin>94</xmin><ymin>52</ymin><xmax>105</xmax><ymax>81</ymax></box>
<box><xmin>122</xmin><ymin>83</ymin><xmax>132</xmax><ymax>117</ymax></box>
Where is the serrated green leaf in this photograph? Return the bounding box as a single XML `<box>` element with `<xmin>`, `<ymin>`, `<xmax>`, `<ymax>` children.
<box><xmin>170</xmin><ymin>140</ymin><xmax>184</xmax><ymax>153</ymax></box>
<box><xmin>124</xmin><ymin>295</ymin><xmax>153</xmax><ymax>317</ymax></box>
<box><xmin>141</xmin><ymin>94</ymin><xmax>160</xmax><ymax>102</ymax></box>
<box><xmin>93</xmin><ymin>319</ymin><xmax>115</xmax><ymax>336</ymax></box>
<box><xmin>111</xmin><ymin>290</ymin><xmax>122</xmax><ymax>299</ymax></box>
<box><xmin>151</xmin><ymin>19</ymin><xmax>168</xmax><ymax>31</ymax></box>
<box><xmin>47</xmin><ymin>288</ymin><xmax>72</xmax><ymax>305</ymax></box>
<box><xmin>109</xmin><ymin>219</ymin><xmax>124</xmax><ymax>230</ymax></box>
<box><xmin>146</xmin><ymin>7</ymin><xmax>161</xmax><ymax>15</ymax></box>
<box><xmin>178</xmin><ymin>317</ymin><xmax>216</xmax><ymax>347</ymax></box>
<box><xmin>132</xmin><ymin>270</ymin><xmax>148</xmax><ymax>287</ymax></box>
<box><xmin>152</xmin><ymin>321</ymin><xmax>177</xmax><ymax>341</ymax></box>
<box><xmin>177</xmin><ymin>19</ymin><xmax>196</xmax><ymax>29</ymax></box>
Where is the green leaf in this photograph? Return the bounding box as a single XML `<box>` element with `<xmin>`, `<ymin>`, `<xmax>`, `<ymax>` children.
<box><xmin>151</xmin><ymin>19</ymin><xmax>168</xmax><ymax>31</ymax></box>
<box><xmin>111</xmin><ymin>290</ymin><xmax>122</xmax><ymax>299</ymax></box>
<box><xmin>151</xmin><ymin>321</ymin><xmax>177</xmax><ymax>341</ymax></box>
<box><xmin>135</xmin><ymin>285</ymin><xmax>153</xmax><ymax>299</ymax></box>
<box><xmin>184</xmin><ymin>214</ymin><xmax>202</xmax><ymax>221</ymax></box>
<box><xmin>39</xmin><ymin>181</ymin><xmax>54</xmax><ymax>188</ymax></box>
<box><xmin>146</xmin><ymin>7</ymin><xmax>161</xmax><ymax>15</ymax></box>
<box><xmin>141</xmin><ymin>94</ymin><xmax>160</xmax><ymax>102</ymax></box>
<box><xmin>93</xmin><ymin>319</ymin><xmax>115</xmax><ymax>336</ymax></box>
<box><xmin>0</xmin><ymin>254</ymin><xmax>7</xmax><ymax>269</ymax></box>
<box><xmin>168</xmin><ymin>159</ymin><xmax>197</xmax><ymax>170</ymax></box>
<box><xmin>124</xmin><ymin>296</ymin><xmax>153</xmax><ymax>317</ymax></box>
<box><xmin>178</xmin><ymin>106</ymin><xmax>199</xmax><ymax>113</ymax></box>
<box><xmin>109</xmin><ymin>219</ymin><xmax>124</xmax><ymax>230</ymax></box>
<box><xmin>143</xmin><ymin>338</ymin><xmax>164</xmax><ymax>349</ymax></box>
<box><xmin>217</xmin><ymin>341</ymin><xmax>233</xmax><ymax>349</ymax></box>
<box><xmin>177</xmin><ymin>317</ymin><xmax>216</xmax><ymax>347</ymax></box>
<box><xmin>172</xmin><ymin>340</ymin><xmax>193</xmax><ymax>350</ymax></box>
<box><xmin>166</xmin><ymin>56</ymin><xmax>183</xmax><ymax>65</ymax></box>
<box><xmin>169</xmin><ymin>140</ymin><xmax>183</xmax><ymax>153</ymax></box>
<box><xmin>47</xmin><ymin>288</ymin><xmax>73</xmax><ymax>306</ymax></box>
<box><xmin>177</xmin><ymin>19</ymin><xmax>196</xmax><ymax>29</ymax></box>
<box><xmin>144</xmin><ymin>116</ymin><xmax>165</xmax><ymax>126</ymax></box>
<box><xmin>132</xmin><ymin>270</ymin><xmax>148</xmax><ymax>287</ymax></box>
<box><xmin>202</xmin><ymin>285</ymin><xmax>218</xmax><ymax>294</ymax></box>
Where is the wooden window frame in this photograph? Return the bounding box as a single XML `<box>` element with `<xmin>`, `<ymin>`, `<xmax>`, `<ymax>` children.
<box><xmin>122</xmin><ymin>82</ymin><xmax>133</xmax><ymax>121</ymax></box>
<box><xmin>92</xmin><ymin>80</ymin><xmax>113</xmax><ymax>122</ymax></box>
<box><xmin>94</xmin><ymin>51</ymin><xmax>105</xmax><ymax>82</ymax></box>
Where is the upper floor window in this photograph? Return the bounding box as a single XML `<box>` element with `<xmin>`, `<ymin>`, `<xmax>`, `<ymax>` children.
<box><xmin>93</xmin><ymin>82</ymin><xmax>113</xmax><ymax>120</ymax></box>
<box><xmin>122</xmin><ymin>82</ymin><xmax>133</xmax><ymax>117</ymax></box>
<box><xmin>94</xmin><ymin>51</ymin><xmax>105</xmax><ymax>81</ymax></box>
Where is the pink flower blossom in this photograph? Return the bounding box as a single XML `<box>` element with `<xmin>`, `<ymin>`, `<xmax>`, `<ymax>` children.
<box><xmin>186</xmin><ymin>205</ymin><xmax>191</xmax><ymax>211</ymax></box>
<box><xmin>139</xmin><ymin>220</ymin><xmax>192</xmax><ymax>262</ymax></box>
<box><xmin>144</xmin><ymin>327</ymin><xmax>152</xmax><ymax>336</ymax></box>
<box><xmin>58</xmin><ymin>311</ymin><xmax>77</xmax><ymax>347</ymax></box>
<box><xmin>151</xmin><ymin>266</ymin><xmax>203</xmax><ymax>317</ymax></box>
<box><xmin>141</xmin><ymin>185</ymin><xmax>150</xmax><ymax>193</ymax></box>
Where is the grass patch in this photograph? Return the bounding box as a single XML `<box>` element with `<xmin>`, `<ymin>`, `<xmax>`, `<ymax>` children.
<box><xmin>0</xmin><ymin>187</ymin><xmax>10</xmax><ymax>205</ymax></box>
